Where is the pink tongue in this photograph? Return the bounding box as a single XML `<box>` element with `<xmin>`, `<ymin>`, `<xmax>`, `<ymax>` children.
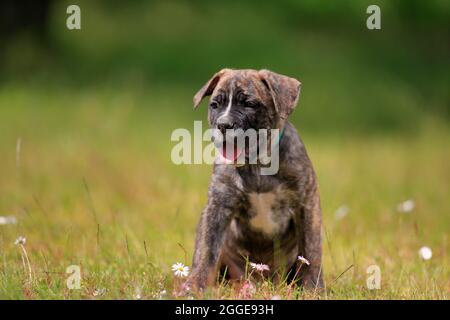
<box><xmin>220</xmin><ymin>144</ymin><xmax>242</xmax><ymax>162</ymax></box>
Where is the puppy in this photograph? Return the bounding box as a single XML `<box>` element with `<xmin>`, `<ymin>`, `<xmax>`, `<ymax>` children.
<box><xmin>188</xmin><ymin>68</ymin><xmax>323</xmax><ymax>291</ymax></box>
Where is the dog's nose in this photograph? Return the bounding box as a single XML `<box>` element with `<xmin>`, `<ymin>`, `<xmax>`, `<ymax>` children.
<box><xmin>217</xmin><ymin>119</ymin><xmax>236</xmax><ymax>135</ymax></box>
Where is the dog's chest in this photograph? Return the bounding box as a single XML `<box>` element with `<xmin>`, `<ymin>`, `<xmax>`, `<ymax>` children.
<box><xmin>246</xmin><ymin>189</ymin><xmax>293</xmax><ymax>236</ymax></box>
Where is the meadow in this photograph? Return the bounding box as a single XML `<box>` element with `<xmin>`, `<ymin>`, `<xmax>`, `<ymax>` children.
<box><xmin>0</xmin><ymin>83</ymin><xmax>448</xmax><ymax>299</ymax></box>
<box><xmin>0</xmin><ymin>0</ymin><xmax>449</xmax><ymax>300</ymax></box>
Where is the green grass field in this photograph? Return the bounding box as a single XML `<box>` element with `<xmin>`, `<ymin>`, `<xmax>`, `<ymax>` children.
<box><xmin>0</xmin><ymin>84</ymin><xmax>448</xmax><ymax>299</ymax></box>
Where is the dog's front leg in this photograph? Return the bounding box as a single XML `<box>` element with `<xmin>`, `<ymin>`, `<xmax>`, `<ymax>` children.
<box><xmin>295</xmin><ymin>188</ymin><xmax>324</xmax><ymax>290</ymax></box>
<box><xmin>188</xmin><ymin>199</ymin><xmax>233</xmax><ymax>292</ymax></box>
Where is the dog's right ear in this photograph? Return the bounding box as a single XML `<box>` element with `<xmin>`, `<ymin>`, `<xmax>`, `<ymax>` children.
<box><xmin>193</xmin><ymin>69</ymin><xmax>230</xmax><ymax>109</ymax></box>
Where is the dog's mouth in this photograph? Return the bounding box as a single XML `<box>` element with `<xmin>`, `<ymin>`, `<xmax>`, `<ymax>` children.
<box><xmin>218</xmin><ymin>140</ymin><xmax>243</xmax><ymax>164</ymax></box>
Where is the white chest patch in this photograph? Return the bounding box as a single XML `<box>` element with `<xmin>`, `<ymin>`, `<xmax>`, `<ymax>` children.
<box><xmin>248</xmin><ymin>192</ymin><xmax>279</xmax><ymax>235</ymax></box>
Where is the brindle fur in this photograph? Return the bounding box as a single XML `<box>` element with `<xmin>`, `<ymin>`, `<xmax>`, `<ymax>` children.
<box><xmin>189</xmin><ymin>69</ymin><xmax>323</xmax><ymax>291</ymax></box>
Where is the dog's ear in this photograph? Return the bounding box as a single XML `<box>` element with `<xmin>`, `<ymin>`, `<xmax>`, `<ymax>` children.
<box><xmin>258</xmin><ymin>69</ymin><xmax>301</xmax><ymax>121</ymax></box>
<box><xmin>193</xmin><ymin>69</ymin><xmax>231</xmax><ymax>109</ymax></box>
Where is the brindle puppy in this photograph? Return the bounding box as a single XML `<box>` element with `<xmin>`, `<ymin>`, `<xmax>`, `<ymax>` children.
<box><xmin>188</xmin><ymin>68</ymin><xmax>323</xmax><ymax>291</ymax></box>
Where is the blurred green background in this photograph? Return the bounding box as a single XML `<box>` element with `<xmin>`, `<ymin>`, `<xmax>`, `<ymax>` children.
<box><xmin>2</xmin><ymin>0</ymin><xmax>449</xmax><ymax>134</ymax></box>
<box><xmin>0</xmin><ymin>0</ymin><xmax>449</xmax><ymax>299</ymax></box>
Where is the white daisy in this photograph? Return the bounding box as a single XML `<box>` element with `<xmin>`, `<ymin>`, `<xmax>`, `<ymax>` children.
<box><xmin>418</xmin><ymin>246</ymin><xmax>432</xmax><ymax>260</ymax></box>
<box><xmin>249</xmin><ymin>262</ymin><xmax>270</xmax><ymax>272</ymax></box>
<box><xmin>14</xmin><ymin>236</ymin><xmax>26</xmax><ymax>246</ymax></box>
<box><xmin>297</xmin><ymin>256</ymin><xmax>310</xmax><ymax>266</ymax></box>
<box><xmin>134</xmin><ymin>287</ymin><xmax>142</xmax><ymax>300</ymax></box>
<box><xmin>397</xmin><ymin>199</ymin><xmax>415</xmax><ymax>213</ymax></box>
<box><xmin>171</xmin><ymin>262</ymin><xmax>190</xmax><ymax>278</ymax></box>
<box><xmin>334</xmin><ymin>205</ymin><xmax>349</xmax><ymax>220</ymax></box>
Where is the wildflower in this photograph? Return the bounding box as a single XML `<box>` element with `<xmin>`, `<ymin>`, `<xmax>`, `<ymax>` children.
<box><xmin>297</xmin><ymin>256</ymin><xmax>310</xmax><ymax>265</ymax></box>
<box><xmin>249</xmin><ymin>262</ymin><xmax>270</xmax><ymax>272</ymax></box>
<box><xmin>397</xmin><ymin>199</ymin><xmax>415</xmax><ymax>213</ymax></box>
<box><xmin>14</xmin><ymin>236</ymin><xmax>32</xmax><ymax>283</ymax></box>
<box><xmin>418</xmin><ymin>246</ymin><xmax>432</xmax><ymax>260</ymax></box>
<box><xmin>14</xmin><ymin>236</ymin><xmax>26</xmax><ymax>246</ymax></box>
<box><xmin>271</xmin><ymin>295</ymin><xmax>282</xmax><ymax>300</ymax></box>
<box><xmin>238</xmin><ymin>281</ymin><xmax>256</xmax><ymax>299</ymax></box>
<box><xmin>334</xmin><ymin>205</ymin><xmax>349</xmax><ymax>220</ymax></box>
<box><xmin>171</xmin><ymin>262</ymin><xmax>190</xmax><ymax>278</ymax></box>
<box><xmin>134</xmin><ymin>287</ymin><xmax>142</xmax><ymax>300</ymax></box>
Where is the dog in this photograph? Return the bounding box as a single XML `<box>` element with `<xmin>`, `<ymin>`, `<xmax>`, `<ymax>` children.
<box><xmin>187</xmin><ymin>68</ymin><xmax>323</xmax><ymax>291</ymax></box>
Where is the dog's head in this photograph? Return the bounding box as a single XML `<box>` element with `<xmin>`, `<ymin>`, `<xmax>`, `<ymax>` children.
<box><xmin>193</xmin><ymin>69</ymin><xmax>301</xmax><ymax>163</ymax></box>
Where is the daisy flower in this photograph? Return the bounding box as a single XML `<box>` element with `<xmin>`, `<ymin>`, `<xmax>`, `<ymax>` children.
<box><xmin>418</xmin><ymin>246</ymin><xmax>432</xmax><ymax>260</ymax></box>
<box><xmin>14</xmin><ymin>236</ymin><xmax>26</xmax><ymax>246</ymax></box>
<box><xmin>397</xmin><ymin>199</ymin><xmax>415</xmax><ymax>213</ymax></box>
<box><xmin>249</xmin><ymin>262</ymin><xmax>270</xmax><ymax>272</ymax></box>
<box><xmin>297</xmin><ymin>256</ymin><xmax>310</xmax><ymax>266</ymax></box>
<box><xmin>134</xmin><ymin>287</ymin><xmax>142</xmax><ymax>300</ymax></box>
<box><xmin>171</xmin><ymin>262</ymin><xmax>190</xmax><ymax>278</ymax></box>
<box><xmin>334</xmin><ymin>205</ymin><xmax>349</xmax><ymax>220</ymax></box>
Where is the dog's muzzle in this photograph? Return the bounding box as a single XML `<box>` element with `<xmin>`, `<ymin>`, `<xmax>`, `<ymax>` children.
<box><xmin>212</xmin><ymin>128</ymin><xmax>246</xmax><ymax>166</ymax></box>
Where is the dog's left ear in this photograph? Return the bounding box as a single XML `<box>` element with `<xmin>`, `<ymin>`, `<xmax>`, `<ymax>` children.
<box><xmin>258</xmin><ymin>69</ymin><xmax>301</xmax><ymax>122</ymax></box>
<box><xmin>193</xmin><ymin>68</ymin><xmax>231</xmax><ymax>109</ymax></box>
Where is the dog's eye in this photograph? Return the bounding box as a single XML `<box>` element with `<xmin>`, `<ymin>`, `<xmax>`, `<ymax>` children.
<box><xmin>209</xmin><ymin>101</ymin><xmax>219</xmax><ymax>110</ymax></box>
<box><xmin>245</xmin><ymin>100</ymin><xmax>258</xmax><ymax>108</ymax></box>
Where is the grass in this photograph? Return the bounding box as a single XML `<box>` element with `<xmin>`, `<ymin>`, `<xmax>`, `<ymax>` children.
<box><xmin>0</xmin><ymin>84</ymin><xmax>448</xmax><ymax>300</ymax></box>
